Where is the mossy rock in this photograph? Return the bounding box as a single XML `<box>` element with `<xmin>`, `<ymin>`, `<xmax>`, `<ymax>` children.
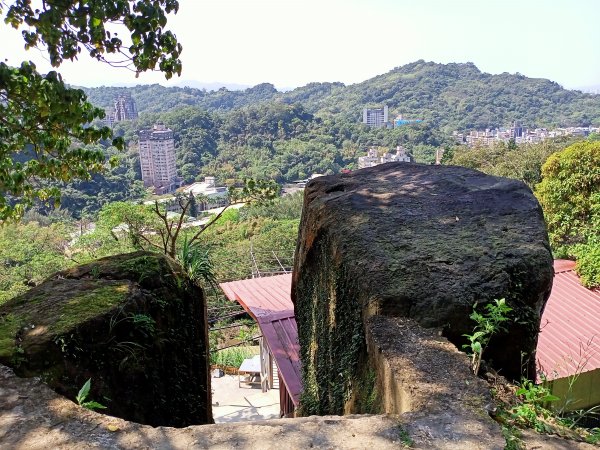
<box><xmin>293</xmin><ymin>163</ymin><xmax>554</xmax><ymax>414</ymax></box>
<box><xmin>0</xmin><ymin>251</ymin><xmax>212</xmax><ymax>427</ymax></box>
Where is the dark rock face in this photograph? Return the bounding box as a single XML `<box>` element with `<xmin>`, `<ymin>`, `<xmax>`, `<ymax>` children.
<box><xmin>293</xmin><ymin>163</ymin><xmax>553</xmax><ymax>413</ymax></box>
<box><xmin>0</xmin><ymin>251</ymin><xmax>212</xmax><ymax>427</ymax></box>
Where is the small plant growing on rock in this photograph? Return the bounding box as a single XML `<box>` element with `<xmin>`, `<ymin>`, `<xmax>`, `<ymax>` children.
<box><xmin>76</xmin><ymin>378</ymin><xmax>107</xmax><ymax>411</ymax></box>
<box><xmin>463</xmin><ymin>298</ymin><xmax>512</xmax><ymax>375</ymax></box>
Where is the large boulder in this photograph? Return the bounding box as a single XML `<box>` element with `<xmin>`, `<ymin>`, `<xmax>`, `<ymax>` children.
<box><xmin>293</xmin><ymin>163</ymin><xmax>553</xmax><ymax>414</ymax></box>
<box><xmin>0</xmin><ymin>251</ymin><xmax>212</xmax><ymax>427</ymax></box>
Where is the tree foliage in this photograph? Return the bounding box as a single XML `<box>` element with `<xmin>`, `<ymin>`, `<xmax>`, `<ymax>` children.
<box><xmin>536</xmin><ymin>141</ymin><xmax>600</xmax><ymax>249</ymax></box>
<box><xmin>0</xmin><ymin>0</ymin><xmax>181</xmax><ymax>220</ymax></box>
<box><xmin>447</xmin><ymin>137</ymin><xmax>578</xmax><ymax>189</ymax></box>
<box><xmin>0</xmin><ymin>219</ymin><xmax>73</xmax><ymax>304</ymax></box>
<box><xmin>536</xmin><ymin>141</ymin><xmax>600</xmax><ymax>286</ymax></box>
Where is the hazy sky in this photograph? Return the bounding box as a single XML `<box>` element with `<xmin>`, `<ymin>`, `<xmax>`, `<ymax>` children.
<box><xmin>2</xmin><ymin>0</ymin><xmax>599</xmax><ymax>90</ymax></box>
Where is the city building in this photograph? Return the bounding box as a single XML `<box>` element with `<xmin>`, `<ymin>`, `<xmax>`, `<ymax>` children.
<box><xmin>362</xmin><ymin>106</ymin><xmax>389</xmax><ymax>128</ymax></box>
<box><xmin>113</xmin><ymin>93</ymin><xmax>138</xmax><ymax>121</ymax></box>
<box><xmin>180</xmin><ymin>177</ymin><xmax>228</xmax><ymax>211</ymax></box>
<box><xmin>394</xmin><ymin>114</ymin><xmax>423</xmax><ymax>127</ymax></box>
<box><xmin>358</xmin><ymin>148</ymin><xmax>380</xmax><ymax>169</ymax></box>
<box><xmin>358</xmin><ymin>146</ymin><xmax>411</xmax><ymax>169</ymax></box>
<box><xmin>453</xmin><ymin>124</ymin><xmax>599</xmax><ymax>148</ymax></box>
<box><xmin>509</xmin><ymin>121</ymin><xmax>523</xmax><ymax>139</ymax></box>
<box><xmin>144</xmin><ymin>177</ymin><xmax>229</xmax><ymax>215</ymax></box>
<box><xmin>104</xmin><ymin>93</ymin><xmax>138</xmax><ymax>126</ymax></box>
<box><xmin>139</xmin><ymin>123</ymin><xmax>181</xmax><ymax>194</ymax></box>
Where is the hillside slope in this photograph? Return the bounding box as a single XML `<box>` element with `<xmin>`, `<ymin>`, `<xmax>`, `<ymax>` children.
<box><xmin>82</xmin><ymin>60</ymin><xmax>600</xmax><ymax>130</ymax></box>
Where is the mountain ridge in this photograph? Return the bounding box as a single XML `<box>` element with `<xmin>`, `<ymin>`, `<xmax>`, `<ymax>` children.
<box><xmin>81</xmin><ymin>60</ymin><xmax>600</xmax><ymax>130</ymax></box>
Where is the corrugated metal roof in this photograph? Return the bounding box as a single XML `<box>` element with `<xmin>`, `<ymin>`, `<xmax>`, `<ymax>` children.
<box><xmin>260</xmin><ymin>314</ymin><xmax>302</xmax><ymax>405</ymax></box>
<box><xmin>536</xmin><ymin>260</ymin><xmax>600</xmax><ymax>381</ymax></box>
<box><xmin>219</xmin><ymin>274</ymin><xmax>302</xmax><ymax>405</ymax></box>
<box><xmin>220</xmin><ymin>274</ymin><xmax>294</xmax><ymax>320</ymax></box>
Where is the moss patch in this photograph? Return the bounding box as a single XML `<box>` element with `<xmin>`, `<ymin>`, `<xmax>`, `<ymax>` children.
<box><xmin>296</xmin><ymin>235</ymin><xmax>364</xmax><ymax>416</ymax></box>
<box><xmin>0</xmin><ymin>313</ymin><xmax>25</xmax><ymax>359</ymax></box>
<box><xmin>51</xmin><ymin>282</ymin><xmax>130</xmax><ymax>335</ymax></box>
<box><xmin>351</xmin><ymin>366</ymin><xmax>381</xmax><ymax>414</ymax></box>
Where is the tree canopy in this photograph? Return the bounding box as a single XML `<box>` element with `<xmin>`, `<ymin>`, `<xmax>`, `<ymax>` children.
<box><xmin>0</xmin><ymin>0</ymin><xmax>182</xmax><ymax>220</ymax></box>
<box><xmin>535</xmin><ymin>140</ymin><xmax>600</xmax><ymax>286</ymax></box>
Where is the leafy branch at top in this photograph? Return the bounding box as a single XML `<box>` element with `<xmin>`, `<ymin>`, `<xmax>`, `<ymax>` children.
<box><xmin>0</xmin><ymin>0</ymin><xmax>182</xmax><ymax>221</ymax></box>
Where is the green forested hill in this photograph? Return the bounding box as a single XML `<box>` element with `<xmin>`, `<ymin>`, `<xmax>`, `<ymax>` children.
<box><xmin>59</xmin><ymin>61</ymin><xmax>599</xmax><ymax>217</ymax></box>
<box><xmin>81</xmin><ymin>82</ymin><xmax>281</xmax><ymax>114</ymax></box>
<box><xmin>82</xmin><ymin>60</ymin><xmax>600</xmax><ymax>129</ymax></box>
<box><xmin>282</xmin><ymin>60</ymin><xmax>600</xmax><ymax>129</ymax></box>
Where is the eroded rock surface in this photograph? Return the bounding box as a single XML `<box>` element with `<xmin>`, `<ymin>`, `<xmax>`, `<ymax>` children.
<box><xmin>0</xmin><ymin>251</ymin><xmax>212</xmax><ymax>427</ymax></box>
<box><xmin>292</xmin><ymin>163</ymin><xmax>553</xmax><ymax>416</ymax></box>
<box><xmin>0</xmin><ymin>364</ymin><xmax>408</xmax><ymax>450</ymax></box>
<box><xmin>1</xmin><ymin>361</ymin><xmax>592</xmax><ymax>449</ymax></box>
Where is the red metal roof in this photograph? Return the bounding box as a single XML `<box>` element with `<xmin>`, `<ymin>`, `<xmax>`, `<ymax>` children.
<box><xmin>536</xmin><ymin>260</ymin><xmax>600</xmax><ymax>381</ymax></box>
<box><xmin>219</xmin><ymin>274</ymin><xmax>302</xmax><ymax>405</ymax></box>
<box><xmin>220</xmin><ymin>274</ymin><xmax>294</xmax><ymax>320</ymax></box>
<box><xmin>260</xmin><ymin>313</ymin><xmax>302</xmax><ymax>405</ymax></box>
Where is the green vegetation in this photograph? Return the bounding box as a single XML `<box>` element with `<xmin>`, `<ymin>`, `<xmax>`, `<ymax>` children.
<box><xmin>52</xmin><ymin>282</ymin><xmax>130</xmax><ymax>335</ymax></box>
<box><xmin>0</xmin><ymin>0</ymin><xmax>182</xmax><ymax>220</ymax></box>
<box><xmin>178</xmin><ymin>238</ymin><xmax>217</xmax><ymax>290</ymax></box>
<box><xmin>447</xmin><ymin>137</ymin><xmax>578</xmax><ymax>189</ymax></box>
<box><xmin>397</xmin><ymin>426</ymin><xmax>414</xmax><ymax>448</ymax></box>
<box><xmin>0</xmin><ymin>220</ymin><xmax>74</xmax><ymax>304</ymax></box>
<box><xmin>536</xmin><ymin>141</ymin><xmax>600</xmax><ymax>287</ymax></box>
<box><xmin>46</xmin><ymin>59</ymin><xmax>600</xmax><ymax>217</ymax></box>
<box><xmin>297</xmin><ymin>243</ymin><xmax>364</xmax><ymax>416</ymax></box>
<box><xmin>351</xmin><ymin>367</ymin><xmax>381</xmax><ymax>414</ymax></box>
<box><xmin>82</xmin><ymin>61</ymin><xmax>600</xmax><ymax>129</ymax></box>
<box><xmin>211</xmin><ymin>346</ymin><xmax>259</xmax><ymax>368</ymax></box>
<box><xmin>76</xmin><ymin>378</ymin><xmax>107</xmax><ymax>411</ymax></box>
<box><xmin>462</xmin><ymin>299</ymin><xmax>512</xmax><ymax>375</ymax></box>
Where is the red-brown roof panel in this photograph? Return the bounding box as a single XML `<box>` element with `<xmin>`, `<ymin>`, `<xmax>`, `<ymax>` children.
<box><xmin>220</xmin><ymin>274</ymin><xmax>302</xmax><ymax>405</ymax></box>
<box><xmin>220</xmin><ymin>274</ymin><xmax>294</xmax><ymax>320</ymax></box>
<box><xmin>536</xmin><ymin>260</ymin><xmax>600</xmax><ymax>381</ymax></box>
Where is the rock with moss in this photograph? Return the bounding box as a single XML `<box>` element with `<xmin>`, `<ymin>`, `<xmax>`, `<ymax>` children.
<box><xmin>292</xmin><ymin>163</ymin><xmax>553</xmax><ymax>415</ymax></box>
<box><xmin>0</xmin><ymin>251</ymin><xmax>212</xmax><ymax>427</ymax></box>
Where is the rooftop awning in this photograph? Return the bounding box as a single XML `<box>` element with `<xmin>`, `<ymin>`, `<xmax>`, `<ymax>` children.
<box><xmin>220</xmin><ymin>274</ymin><xmax>302</xmax><ymax>405</ymax></box>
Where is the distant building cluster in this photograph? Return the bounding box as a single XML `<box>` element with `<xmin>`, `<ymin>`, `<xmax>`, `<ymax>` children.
<box><xmin>362</xmin><ymin>105</ymin><xmax>423</xmax><ymax>129</ymax></box>
<box><xmin>362</xmin><ymin>106</ymin><xmax>388</xmax><ymax>128</ymax></box>
<box><xmin>358</xmin><ymin>146</ymin><xmax>411</xmax><ymax>169</ymax></box>
<box><xmin>104</xmin><ymin>93</ymin><xmax>138</xmax><ymax>127</ymax></box>
<box><xmin>139</xmin><ymin>123</ymin><xmax>182</xmax><ymax>194</ymax></box>
<box><xmin>454</xmin><ymin>122</ymin><xmax>600</xmax><ymax>147</ymax></box>
<box><xmin>181</xmin><ymin>177</ymin><xmax>228</xmax><ymax>209</ymax></box>
<box><xmin>145</xmin><ymin>177</ymin><xmax>229</xmax><ymax>215</ymax></box>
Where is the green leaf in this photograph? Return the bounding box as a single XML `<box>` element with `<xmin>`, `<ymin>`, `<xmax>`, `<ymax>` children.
<box><xmin>82</xmin><ymin>401</ymin><xmax>107</xmax><ymax>410</ymax></box>
<box><xmin>76</xmin><ymin>378</ymin><xmax>91</xmax><ymax>405</ymax></box>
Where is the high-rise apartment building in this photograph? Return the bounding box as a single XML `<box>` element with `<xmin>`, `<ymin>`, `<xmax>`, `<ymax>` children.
<box><xmin>362</xmin><ymin>105</ymin><xmax>389</xmax><ymax>128</ymax></box>
<box><xmin>114</xmin><ymin>93</ymin><xmax>138</xmax><ymax>121</ymax></box>
<box><xmin>139</xmin><ymin>123</ymin><xmax>179</xmax><ymax>193</ymax></box>
<box><xmin>105</xmin><ymin>93</ymin><xmax>138</xmax><ymax>126</ymax></box>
